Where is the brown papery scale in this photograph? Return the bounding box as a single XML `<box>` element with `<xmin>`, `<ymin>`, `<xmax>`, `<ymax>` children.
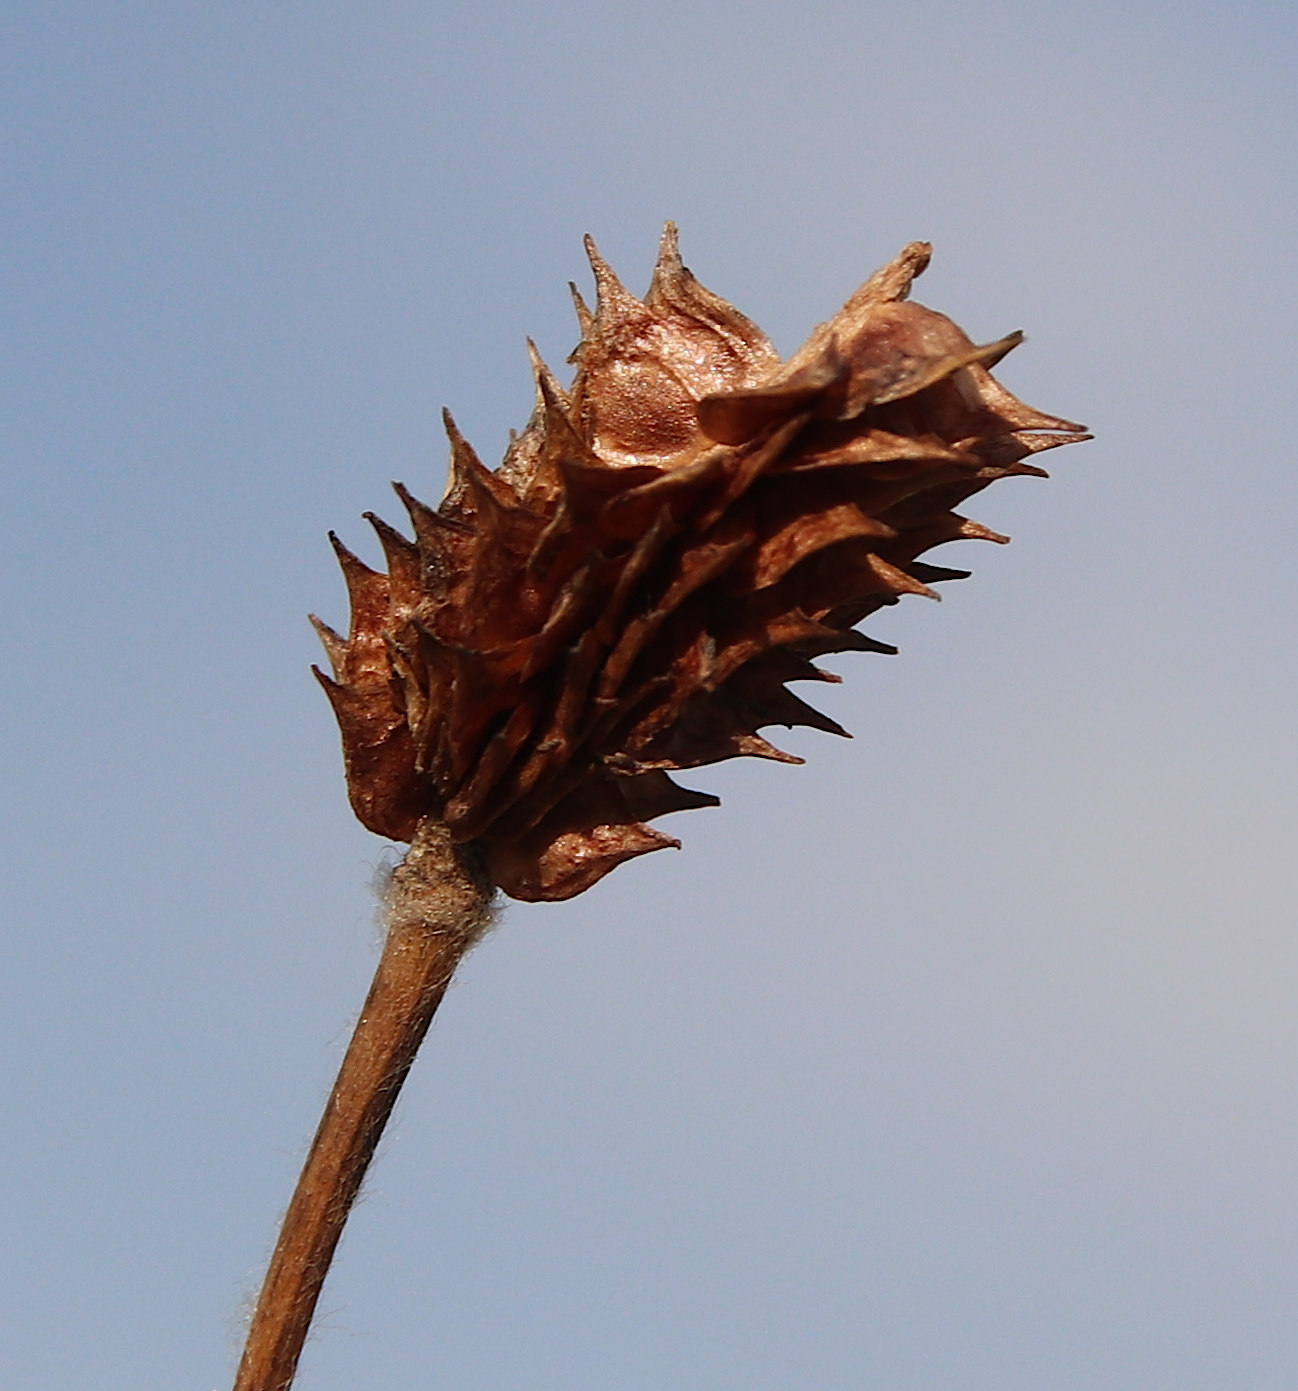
<box><xmin>313</xmin><ymin>227</ymin><xmax>1089</xmax><ymax>900</ymax></box>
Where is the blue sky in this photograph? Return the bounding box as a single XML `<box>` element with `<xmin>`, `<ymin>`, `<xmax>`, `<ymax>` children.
<box><xmin>4</xmin><ymin>3</ymin><xmax>1298</xmax><ymax>1387</ymax></box>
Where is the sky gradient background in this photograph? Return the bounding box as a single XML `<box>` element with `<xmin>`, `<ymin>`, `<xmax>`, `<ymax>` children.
<box><xmin>4</xmin><ymin>3</ymin><xmax>1298</xmax><ymax>1388</ymax></box>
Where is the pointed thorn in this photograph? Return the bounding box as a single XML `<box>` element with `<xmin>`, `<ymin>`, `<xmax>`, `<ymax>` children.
<box><xmin>908</xmin><ymin>562</ymin><xmax>972</xmax><ymax>584</ymax></box>
<box><xmin>845</xmin><ymin>631</ymin><xmax>898</xmax><ymax>655</ymax></box>
<box><xmin>442</xmin><ymin>408</ymin><xmax>509</xmax><ymax>507</ymax></box>
<box><xmin>326</xmin><ymin>532</ymin><xmax>387</xmax><ymax>614</ymax></box>
<box><xmin>741</xmin><ymin>733</ymin><xmax>806</xmax><ymax>765</ymax></box>
<box><xmin>326</xmin><ymin>529</ymin><xmax>374</xmax><ymax>574</ymax></box>
<box><xmin>362</xmin><ymin>509</ymin><xmax>412</xmax><ymax>549</ymax></box>
<box><xmin>976</xmin><ymin>329</ymin><xmax>1024</xmax><ymax>372</ymax></box>
<box><xmin>568</xmin><ymin>282</ymin><xmax>594</xmax><ymax>340</ymax></box>
<box><xmin>957</xmin><ymin>518</ymin><xmax>1011</xmax><ymax>544</ymax></box>
<box><xmin>308</xmin><ymin>614</ymin><xmax>347</xmax><ymax>676</ymax></box>
<box><xmin>583</xmin><ymin>233</ymin><xmax>642</xmax><ymax>321</ymax></box>
<box><xmin>362</xmin><ymin>510</ymin><xmax>421</xmax><ymax>592</ymax></box>
<box><xmin>391</xmin><ymin>479</ymin><xmax>470</xmax><ymax>529</ymax></box>
<box><xmin>894</xmin><ymin>241</ymin><xmax>932</xmax><ymax>297</ymax></box>
<box><xmin>533</xmin><ymin>364</ymin><xmax>595</xmax><ymax>460</ymax></box>
<box><xmin>867</xmin><ymin>553</ymin><xmax>941</xmax><ymax>600</ymax></box>
<box><xmin>526</xmin><ymin>337</ymin><xmax>568</xmax><ymax>405</ymax></box>
<box><xmin>783</xmin><ymin>691</ymin><xmax>853</xmax><ymax>738</ymax></box>
<box><xmin>441</xmin><ymin>405</ymin><xmax>469</xmax><ymax>449</ymax></box>
<box><xmin>648</xmin><ymin>220</ymin><xmax>684</xmax><ymax>299</ymax></box>
<box><xmin>391</xmin><ymin>480</ymin><xmax>475</xmax><ymax>553</ymax></box>
<box><xmin>311</xmin><ymin>662</ymin><xmax>343</xmax><ymax>699</ymax></box>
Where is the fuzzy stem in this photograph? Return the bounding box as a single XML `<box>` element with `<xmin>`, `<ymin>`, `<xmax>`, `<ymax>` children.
<box><xmin>232</xmin><ymin>819</ymin><xmax>496</xmax><ymax>1391</ymax></box>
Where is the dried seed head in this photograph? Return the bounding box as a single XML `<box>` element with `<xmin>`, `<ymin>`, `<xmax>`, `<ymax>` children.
<box><xmin>314</xmin><ymin>227</ymin><xmax>1089</xmax><ymax>901</ymax></box>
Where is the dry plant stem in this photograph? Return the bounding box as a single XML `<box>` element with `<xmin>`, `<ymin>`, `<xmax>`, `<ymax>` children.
<box><xmin>233</xmin><ymin>819</ymin><xmax>496</xmax><ymax>1391</ymax></box>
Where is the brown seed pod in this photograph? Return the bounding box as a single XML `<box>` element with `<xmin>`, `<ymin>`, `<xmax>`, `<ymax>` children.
<box><xmin>312</xmin><ymin>227</ymin><xmax>1089</xmax><ymax>901</ymax></box>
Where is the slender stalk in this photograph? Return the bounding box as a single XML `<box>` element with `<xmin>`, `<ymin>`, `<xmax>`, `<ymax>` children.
<box><xmin>233</xmin><ymin>819</ymin><xmax>496</xmax><ymax>1391</ymax></box>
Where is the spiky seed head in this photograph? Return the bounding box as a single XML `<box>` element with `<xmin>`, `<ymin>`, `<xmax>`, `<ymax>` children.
<box><xmin>315</xmin><ymin>227</ymin><xmax>1089</xmax><ymax>900</ymax></box>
